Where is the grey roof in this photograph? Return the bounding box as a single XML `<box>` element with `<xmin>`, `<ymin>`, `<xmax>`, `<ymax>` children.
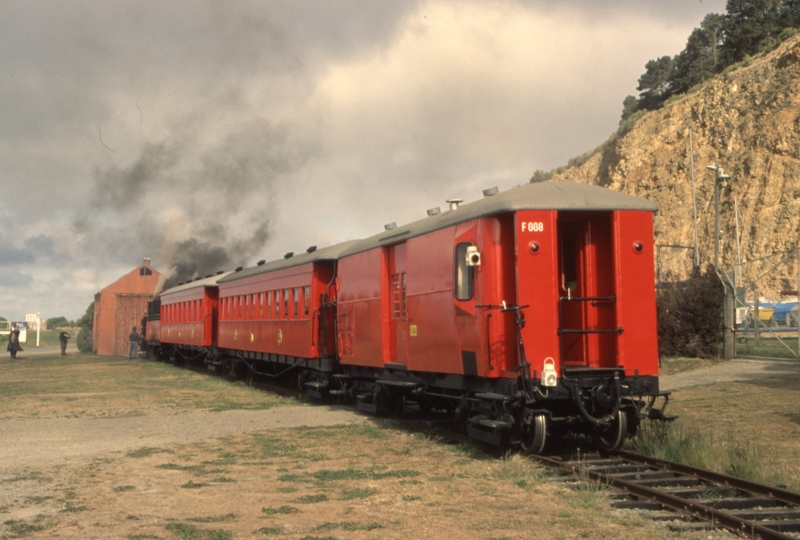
<box><xmin>217</xmin><ymin>240</ymin><xmax>362</xmax><ymax>284</ymax></box>
<box><xmin>211</xmin><ymin>181</ymin><xmax>657</xmax><ymax>282</ymax></box>
<box><xmin>338</xmin><ymin>181</ymin><xmax>658</xmax><ymax>258</ymax></box>
<box><xmin>161</xmin><ymin>271</ymin><xmax>233</xmax><ymax>297</ymax></box>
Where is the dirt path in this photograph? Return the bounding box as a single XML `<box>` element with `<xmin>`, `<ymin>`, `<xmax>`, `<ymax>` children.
<box><xmin>660</xmin><ymin>358</ymin><xmax>800</xmax><ymax>391</ymax></box>
<box><xmin>0</xmin><ymin>406</ymin><xmax>368</xmax><ymax>474</ymax></box>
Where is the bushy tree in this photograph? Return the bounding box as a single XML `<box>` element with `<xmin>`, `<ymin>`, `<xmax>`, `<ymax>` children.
<box><xmin>722</xmin><ymin>0</ymin><xmax>785</xmax><ymax>63</ymax></box>
<box><xmin>622</xmin><ymin>1</ymin><xmax>800</xmax><ymax>119</ymax></box>
<box><xmin>47</xmin><ymin>316</ymin><xmax>69</xmax><ymax>329</ymax></box>
<box><xmin>636</xmin><ymin>56</ymin><xmax>676</xmax><ymax>110</ymax></box>
<box><xmin>657</xmin><ymin>267</ymin><xmax>724</xmax><ymax>358</ymax></box>
<box><xmin>76</xmin><ymin>302</ymin><xmax>94</xmax><ymax>353</ymax></box>
<box><xmin>672</xmin><ymin>14</ymin><xmax>726</xmax><ymax>94</ymax></box>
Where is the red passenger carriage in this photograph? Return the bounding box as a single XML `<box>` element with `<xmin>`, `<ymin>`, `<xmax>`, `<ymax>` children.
<box><xmin>332</xmin><ymin>182</ymin><xmax>664</xmax><ymax>451</ymax></box>
<box><xmin>153</xmin><ymin>273</ymin><xmax>228</xmax><ymax>360</ymax></box>
<box><xmin>213</xmin><ymin>242</ymin><xmax>359</xmax><ymax>388</ymax></box>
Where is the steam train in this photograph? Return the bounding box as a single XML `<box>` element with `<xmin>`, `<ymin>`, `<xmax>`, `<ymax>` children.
<box><xmin>144</xmin><ymin>181</ymin><xmax>671</xmax><ymax>453</ymax></box>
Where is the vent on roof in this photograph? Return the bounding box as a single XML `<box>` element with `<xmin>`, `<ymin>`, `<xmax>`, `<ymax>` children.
<box><xmin>307</xmin><ymin>245</ymin><xmax>317</xmax><ymax>253</ymax></box>
<box><xmin>446</xmin><ymin>198</ymin><xmax>462</xmax><ymax>210</ymax></box>
<box><xmin>427</xmin><ymin>207</ymin><xmax>440</xmax><ymax>216</ymax></box>
<box><xmin>257</xmin><ymin>260</ymin><xmax>265</xmax><ymax>266</ymax></box>
<box><xmin>483</xmin><ymin>186</ymin><xmax>499</xmax><ymax>197</ymax></box>
<box><xmin>205</xmin><ymin>274</ymin><xmax>212</xmax><ymax>278</ymax></box>
<box><xmin>384</xmin><ymin>222</ymin><xmax>397</xmax><ymax>231</ymax></box>
<box><xmin>195</xmin><ymin>276</ymin><xmax>202</xmax><ymax>281</ymax></box>
<box><xmin>235</xmin><ymin>266</ymin><xmax>243</xmax><ymax>272</ymax></box>
<box><xmin>178</xmin><ymin>281</ymin><xmax>184</xmax><ymax>286</ymax></box>
<box><xmin>284</xmin><ymin>252</ymin><xmax>294</xmax><ymax>259</ymax></box>
<box><xmin>216</xmin><ymin>270</ymin><xmax>224</xmax><ymax>275</ymax></box>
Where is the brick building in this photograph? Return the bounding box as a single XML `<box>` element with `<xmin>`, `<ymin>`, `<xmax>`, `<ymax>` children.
<box><xmin>93</xmin><ymin>258</ymin><xmax>162</xmax><ymax>356</ymax></box>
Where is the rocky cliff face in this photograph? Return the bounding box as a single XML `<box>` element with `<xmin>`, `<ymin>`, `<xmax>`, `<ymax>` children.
<box><xmin>549</xmin><ymin>34</ymin><xmax>800</xmax><ymax>298</ymax></box>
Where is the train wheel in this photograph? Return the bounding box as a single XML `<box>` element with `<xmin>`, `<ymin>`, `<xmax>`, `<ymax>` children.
<box><xmin>595</xmin><ymin>409</ymin><xmax>627</xmax><ymax>451</ymax></box>
<box><xmin>520</xmin><ymin>413</ymin><xmax>547</xmax><ymax>455</ymax></box>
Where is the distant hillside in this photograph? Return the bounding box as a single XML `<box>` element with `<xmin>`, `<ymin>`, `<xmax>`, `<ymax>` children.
<box><xmin>544</xmin><ymin>33</ymin><xmax>800</xmax><ymax>298</ymax></box>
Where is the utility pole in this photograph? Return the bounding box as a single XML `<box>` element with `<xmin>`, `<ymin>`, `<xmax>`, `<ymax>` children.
<box><xmin>706</xmin><ymin>163</ymin><xmax>735</xmax><ymax>360</ymax></box>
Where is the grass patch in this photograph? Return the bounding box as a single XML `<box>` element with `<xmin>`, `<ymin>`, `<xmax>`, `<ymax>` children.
<box><xmin>312</xmin><ymin>467</ymin><xmax>422</xmax><ymax>482</ymax></box>
<box><xmin>3</xmin><ymin>519</ymin><xmax>48</xmax><ymax>535</ymax></box>
<box><xmin>255</xmin><ymin>526</ymin><xmax>285</xmax><ymax>535</ymax></box>
<box><xmin>180</xmin><ymin>480</ymin><xmax>209</xmax><ymax>489</ymax></box>
<box><xmin>186</xmin><ymin>513</ymin><xmax>236</xmax><ymax>523</ymax></box>
<box><xmin>313</xmin><ymin>521</ymin><xmax>382</xmax><ymax>531</ymax></box>
<box><xmin>127</xmin><ymin>447</ymin><xmax>175</xmax><ymax>459</ymax></box>
<box><xmin>156</xmin><ymin>463</ymin><xmax>216</xmax><ymax>475</ymax></box>
<box><xmin>736</xmin><ymin>335</ymin><xmax>800</xmax><ymax>359</ymax></box>
<box><xmin>339</xmin><ymin>487</ymin><xmax>375</xmax><ymax>500</ymax></box>
<box><xmin>628</xmin><ymin>420</ymin><xmax>767</xmax><ymax>482</ymax></box>
<box><xmin>165</xmin><ymin>522</ymin><xmax>231</xmax><ymax>540</ymax></box>
<box><xmin>261</xmin><ymin>506</ymin><xmax>300</xmax><ymax>515</ymax></box>
<box><xmin>659</xmin><ymin>357</ymin><xmax>721</xmax><ymax>375</ymax></box>
<box><xmin>60</xmin><ymin>501</ymin><xmax>89</xmax><ymax>513</ymax></box>
<box><xmin>113</xmin><ymin>485</ymin><xmax>136</xmax><ymax>492</ymax></box>
<box><xmin>294</xmin><ymin>494</ymin><xmax>328</xmax><ymax>504</ymax></box>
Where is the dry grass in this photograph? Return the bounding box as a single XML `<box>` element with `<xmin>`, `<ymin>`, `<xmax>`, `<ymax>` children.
<box><xmin>661</xmin><ymin>372</ymin><xmax>800</xmax><ymax>491</ymax></box>
<box><xmin>0</xmin><ymin>354</ymin><xmax>756</xmax><ymax>539</ymax></box>
<box><xmin>0</xmin><ymin>354</ymin><xmax>288</xmax><ymax>419</ymax></box>
<box><xmin>659</xmin><ymin>357</ymin><xmax>722</xmax><ymax>375</ymax></box>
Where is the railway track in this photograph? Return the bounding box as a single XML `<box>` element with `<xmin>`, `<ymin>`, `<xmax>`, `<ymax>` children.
<box><xmin>535</xmin><ymin>449</ymin><xmax>800</xmax><ymax>539</ymax></box>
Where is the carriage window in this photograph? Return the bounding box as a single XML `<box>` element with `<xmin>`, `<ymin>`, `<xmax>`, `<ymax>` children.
<box><xmin>559</xmin><ymin>221</ymin><xmax>579</xmax><ymax>294</ymax></box>
<box><xmin>455</xmin><ymin>242</ymin><xmax>474</xmax><ymax>301</ymax></box>
<box><xmin>275</xmin><ymin>291</ymin><xmax>281</xmax><ymax>319</ymax></box>
<box><xmin>304</xmin><ymin>287</ymin><xmax>310</xmax><ymax>318</ymax></box>
<box><xmin>294</xmin><ymin>289</ymin><xmax>299</xmax><ymax>318</ymax></box>
<box><xmin>284</xmin><ymin>289</ymin><xmax>290</xmax><ymax>318</ymax></box>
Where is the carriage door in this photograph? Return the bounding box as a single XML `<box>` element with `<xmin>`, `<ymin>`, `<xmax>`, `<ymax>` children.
<box><xmin>385</xmin><ymin>243</ymin><xmax>408</xmax><ymax>367</ymax></box>
<box><xmin>557</xmin><ymin>212</ymin><xmax>616</xmax><ymax>368</ymax></box>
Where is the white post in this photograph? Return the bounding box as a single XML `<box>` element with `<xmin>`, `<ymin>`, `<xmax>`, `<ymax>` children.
<box><xmin>36</xmin><ymin>312</ymin><xmax>40</xmax><ymax>347</ymax></box>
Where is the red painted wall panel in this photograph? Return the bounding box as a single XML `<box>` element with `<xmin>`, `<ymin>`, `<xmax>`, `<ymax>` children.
<box><xmin>338</xmin><ymin>249</ymin><xmax>383</xmax><ymax>367</ymax></box>
<box><xmin>613</xmin><ymin>211</ymin><xmax>659</xmax><ymax>376</ymax></box>
<box><xmin>515</xmin><ymin>210</ymin><xmax>561</xmax><ymax>378</ymax></box>
<box><xmin>406</xmin><ymin>227</ymin><xmax>461</xmax><ymax>373</ymax></box>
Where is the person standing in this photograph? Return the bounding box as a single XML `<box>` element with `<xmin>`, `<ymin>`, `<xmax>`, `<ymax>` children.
<box><xmin>128</xmin><ymin>326</ymin><xmax>140</xmax><ymax>359</ymax></box>
<box><xmin>8</xmin><ymin>324</ymin><xmax>22</xmax><ymax>359</ymax></box>
<box><xmin>59</xmin><ymin>330</ymin><xmax>69</xmax><ymax>356</ymax></box>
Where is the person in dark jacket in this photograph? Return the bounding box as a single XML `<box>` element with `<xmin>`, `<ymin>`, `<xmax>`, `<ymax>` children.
<box><xmin>59</xmin><ymin>330</ymin><xmax>69</xmax><ymax>356</ymax></box>
<box><xmin>8</xmin><ymin>325</ymin><xmax>23</xmax><ymax>359</ymax></box>
<box><xmin>128</xmin><ymin>326</ymin><xmax>140</xmax><ymax>359</ymax></box>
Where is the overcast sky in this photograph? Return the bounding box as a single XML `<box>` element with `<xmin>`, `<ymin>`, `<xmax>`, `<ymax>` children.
<box><xmin>0</xmin><ymin>0</ymin><xmax>728</xmax><ymax>321</ymax></box>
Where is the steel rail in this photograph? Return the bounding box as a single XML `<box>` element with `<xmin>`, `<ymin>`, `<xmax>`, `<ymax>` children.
<box><xmin>533</xmin><ymin>453</ymin><xmax>798</xmax><ymax>540</ymax></box>
<box><xmin>613</xmin><ymin>449</ymin><xmax>800</xmax><ymax>507</ymax></box>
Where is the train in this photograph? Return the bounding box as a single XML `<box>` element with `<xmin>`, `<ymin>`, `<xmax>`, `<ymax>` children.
<box><xmin>143</xmin><ymin>181</ymin><xmax>672</xmax><ymax>453</ymax></box>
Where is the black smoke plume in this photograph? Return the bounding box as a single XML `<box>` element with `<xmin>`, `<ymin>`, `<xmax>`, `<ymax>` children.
<box><xmin>78</xmin><ymin>105</ymin><xmax>316</xmax><ymax>289</ymax></box>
